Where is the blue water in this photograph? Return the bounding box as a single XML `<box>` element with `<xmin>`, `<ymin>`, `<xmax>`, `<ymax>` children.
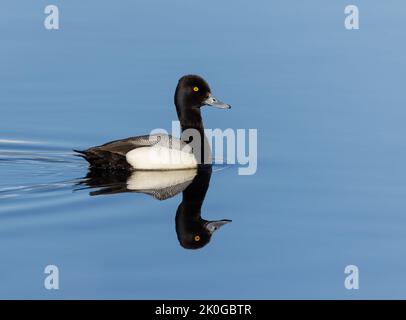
<box><xmin>1</xmin><ymin>0</ymin><xmax>406</xmax><ymax>299</ymax></box>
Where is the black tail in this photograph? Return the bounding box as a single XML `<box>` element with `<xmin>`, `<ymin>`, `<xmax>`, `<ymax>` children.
<box><xmin>73</xmin><ymin>148</ymin><xmax>131</xmax><ymax>171</ymax></box>
<box><xmin>73</xmin><ymin>149</ymin><xmax>88</xmax><ymax>159</ymax></box>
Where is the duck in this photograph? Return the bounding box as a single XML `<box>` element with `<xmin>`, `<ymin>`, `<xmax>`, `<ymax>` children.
<box><xmin>75</xmin><ymin>75</ymin><xmax>231</xmax><ymax>171</ymax></box>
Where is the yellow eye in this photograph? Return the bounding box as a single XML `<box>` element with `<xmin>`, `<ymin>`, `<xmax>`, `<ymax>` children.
<box><xmin>193</xmin><ymin>86</ymin><xmax>199</xmax><ymax>92</ymax></box>
<box><xmin>194</xmin><ymin>235</ymin><xmax>200</xmax><ymax>242</ymax></box>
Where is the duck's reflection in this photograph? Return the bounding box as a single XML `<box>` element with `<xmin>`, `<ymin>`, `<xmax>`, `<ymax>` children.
<box><xmin>79</xmin><ymin>166</ymin><xmax>231</xmax><ymax>249</ymax></box>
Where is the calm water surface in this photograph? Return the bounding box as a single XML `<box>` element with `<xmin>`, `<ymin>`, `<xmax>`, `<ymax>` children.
<box><xmin>1</xmin><ymin>0</ymin><xmax>406</xmax><ymax>298</ymax></box>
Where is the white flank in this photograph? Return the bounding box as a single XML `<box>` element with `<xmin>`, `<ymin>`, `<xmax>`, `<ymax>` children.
<box><xmin>126</xmin><ymin>146</ymin><xmax>198</xmax><ymax>170</ymax></box>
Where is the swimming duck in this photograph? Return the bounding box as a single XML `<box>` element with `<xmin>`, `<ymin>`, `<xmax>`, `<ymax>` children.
<box><xmin>75</xmin><ymin>75</ymin><xmax>231</xmax><ymax>171</ymax></box>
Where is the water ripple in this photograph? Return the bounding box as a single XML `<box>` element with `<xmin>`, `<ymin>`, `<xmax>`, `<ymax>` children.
<box><xmin>0</xmin><ymin>139</ymin><xmax>85</xmax><ymax>203</ymax></box>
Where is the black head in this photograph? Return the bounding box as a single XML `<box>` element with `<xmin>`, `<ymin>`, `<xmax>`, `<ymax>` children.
<box><xmin>175</xmin><ymin>75</ymin><xmax>211</xmax><ymax>109</ymax></box>
<box><xmin>174</xmin><ymin>75</ymin><xmax>231</xmax><ymax>129</ymax></box>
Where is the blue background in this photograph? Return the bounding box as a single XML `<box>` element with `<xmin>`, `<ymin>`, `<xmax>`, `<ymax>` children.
<box><xmin>0</xmin><ymin>0</ymin><xmax>406</xmax><ymax>298</ymax></box>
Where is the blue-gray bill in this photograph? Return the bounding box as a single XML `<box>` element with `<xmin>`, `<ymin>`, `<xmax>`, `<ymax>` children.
<box><xmin>204</xmin><ymin>94</ymin><xmax>231</xmax><ymax>109</ymax></box>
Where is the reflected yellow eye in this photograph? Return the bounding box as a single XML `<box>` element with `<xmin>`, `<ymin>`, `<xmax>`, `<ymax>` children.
<box><xmin>194</xmin><ymin>235</ymin><xmax>200</xmax><ymax>242</ymax></box>
<box><xmin>193</xmin><ymin>86</ymin><xmax>199</xmax><ymax>92</ymax></box>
